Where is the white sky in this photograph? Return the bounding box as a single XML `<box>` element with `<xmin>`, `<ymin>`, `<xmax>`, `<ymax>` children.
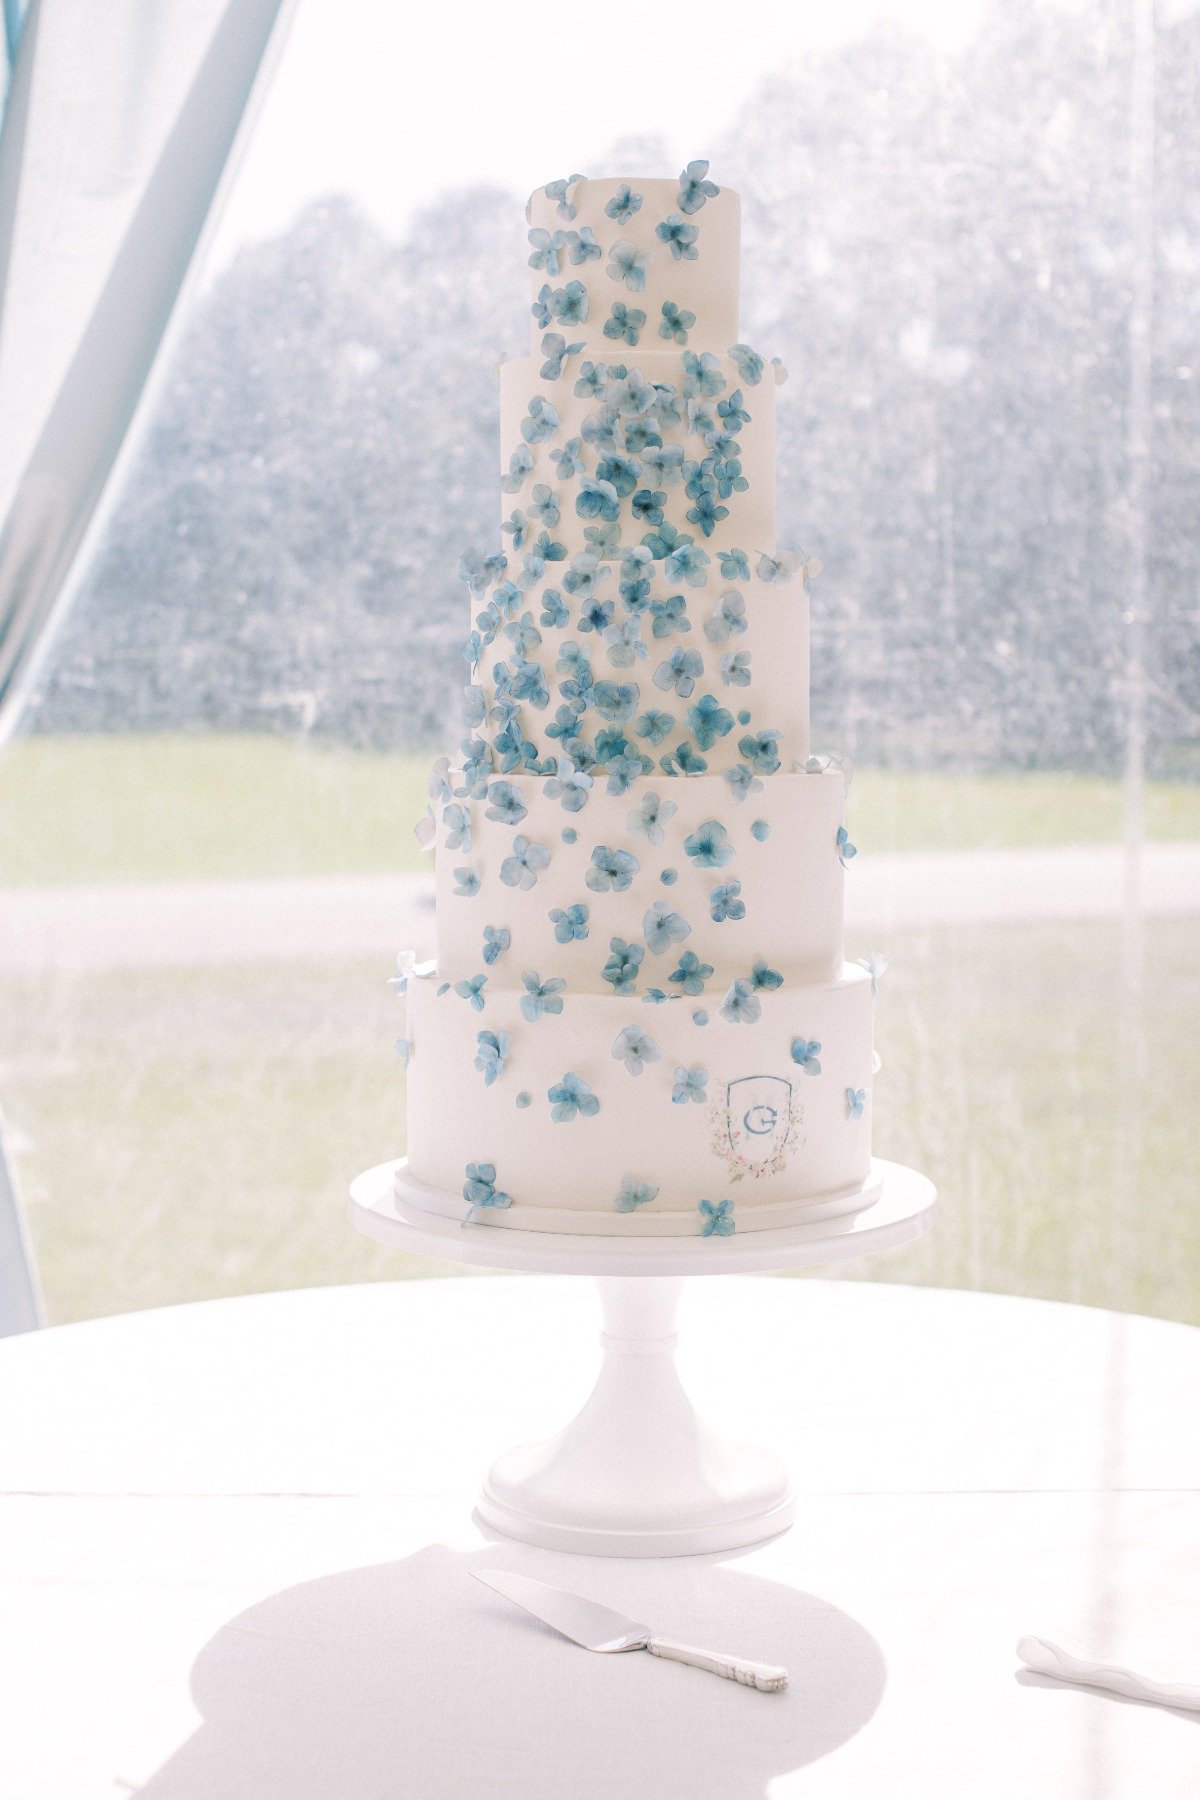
<box><xmin>209</xmin><ymin>0</ymin><xmax>990</xmax><ymax>267</ymax></box>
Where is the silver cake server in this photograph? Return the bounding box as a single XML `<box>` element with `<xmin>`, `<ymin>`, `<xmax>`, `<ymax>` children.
<box><xmin>473</xmin><ymin>1569</ymin><xmax>788</xmax><ymax>1692</ymax></box>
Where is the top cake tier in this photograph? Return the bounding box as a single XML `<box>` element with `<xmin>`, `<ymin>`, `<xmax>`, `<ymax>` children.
<box><xmin>526</xmin><ymin>174</ymin><xmax>740</xmax><ymax>356</ymax></box>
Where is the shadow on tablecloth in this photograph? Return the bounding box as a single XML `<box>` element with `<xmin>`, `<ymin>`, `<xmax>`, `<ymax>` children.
<box><xmin>135</xmin><ymin>1543</ymin><xmax>886</xmax><ymax>1798</ymax></box>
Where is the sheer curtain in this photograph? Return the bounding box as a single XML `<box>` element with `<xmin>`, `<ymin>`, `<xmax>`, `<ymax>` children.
<box><xmin>0</xmin><ymin>0</ymin><xmax>296</xmax><ymax>743</ymax></box>
<box><xmin>0</xmin><ymin>0</ymin><xmax>294</xmax><ymax>1332</ymax></box>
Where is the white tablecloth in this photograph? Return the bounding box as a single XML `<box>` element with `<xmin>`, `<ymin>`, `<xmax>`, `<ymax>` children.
<box><xmin>2</xmin><ymin>1277</ymin><xmax>1199</xmax><ymax>1797</ymax></box>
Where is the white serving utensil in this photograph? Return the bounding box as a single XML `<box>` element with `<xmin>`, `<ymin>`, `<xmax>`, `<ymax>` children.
<box><xmin>1017</xmin><ymin>1632</ymin><xmax>1200</xmax><ymax>1713</ymax></box>
<box><xmin>473</xmin><ymin>1569</ymin><xmax>788</xmax><ymax>1692</ymax></box>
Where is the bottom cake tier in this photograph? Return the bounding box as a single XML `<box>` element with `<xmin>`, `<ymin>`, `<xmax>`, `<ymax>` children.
<box><xmin>402</xmin><ymin>962</ymin><xmax>876</xmax><ymax>1235</ymax></box>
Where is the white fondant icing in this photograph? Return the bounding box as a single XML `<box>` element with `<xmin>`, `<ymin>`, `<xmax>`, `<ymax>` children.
<box><xmin>435</xmin><ymin>770</ymin><xmax>843</xmax><ymax>987</ymax></box>
<box><xmin>403</xmin><ymin>965</ymin><xmax>874</xmax><ymax>1231</ymax></box>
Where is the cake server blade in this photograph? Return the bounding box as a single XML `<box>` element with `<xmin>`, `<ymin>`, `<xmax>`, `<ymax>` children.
<box><xmin>473</xmin><ymin>1569</ymin><xmax>647</xmax><ymax>1652</ymax></box>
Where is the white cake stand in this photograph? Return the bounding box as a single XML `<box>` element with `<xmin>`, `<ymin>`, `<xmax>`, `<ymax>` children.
<box><xmin>349</xmin><ymin>1158</ymin><xmax>935</xmax><ymax>1558</ymax></box>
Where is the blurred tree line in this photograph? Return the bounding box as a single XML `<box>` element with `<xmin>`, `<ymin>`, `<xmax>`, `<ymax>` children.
<box><xmin>28</xmin><ymin>2</ymin><xmax>1200</xmax><ymax>773</ymax></box>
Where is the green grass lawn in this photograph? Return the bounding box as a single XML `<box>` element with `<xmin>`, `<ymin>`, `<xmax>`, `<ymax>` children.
<box><xmin>2</xmin><ymin>919</ymin><xmax>1197</xmax><ymax>1326</ymax></box>
<box><xmin>1</xmin><ymin>732</ymin><xmax>1199</xmax><ymax>886</ymax></box>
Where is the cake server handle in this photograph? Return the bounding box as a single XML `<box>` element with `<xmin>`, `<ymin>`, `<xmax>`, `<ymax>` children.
<box><xmin>645</xmin><ymin>1636</ymin><xmax>788</xmax><ymax>1691</ymax></box>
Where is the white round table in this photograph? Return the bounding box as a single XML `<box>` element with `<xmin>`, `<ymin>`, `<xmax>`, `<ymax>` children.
<box><xmin>2</xmin><ymin>1277</ymin><xmax>1199</xmax><ymax>1798</ymax></box>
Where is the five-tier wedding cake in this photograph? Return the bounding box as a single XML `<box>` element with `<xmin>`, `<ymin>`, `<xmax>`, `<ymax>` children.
<box><xmin>394</xmin><ymin>165</ymin><xmax>879</xmax><ymax>1236</ymax></box>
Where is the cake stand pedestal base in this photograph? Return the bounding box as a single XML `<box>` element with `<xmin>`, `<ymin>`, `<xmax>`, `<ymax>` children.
<box><xmin>349</xmin><ymin>1158</ymin><xmax>935</xmax><ymax>1557</ymax></box>
<box><xmin>476</xmin><ymin>1276</ymin><xmax>793</xmax><ymax>1557</ymax></box>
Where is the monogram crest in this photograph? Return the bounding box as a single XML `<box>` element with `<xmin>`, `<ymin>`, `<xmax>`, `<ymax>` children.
<box><xmin>708</xmin><ymin>1075</ymin><xmax>802</xmax><ymax>1181</ymax></box>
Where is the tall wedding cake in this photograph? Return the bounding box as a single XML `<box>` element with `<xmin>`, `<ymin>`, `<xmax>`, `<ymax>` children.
<box><xmin>395</xmin><ymin>165</ymin><xmax>879</xmax><ymax>1236</ymax></box>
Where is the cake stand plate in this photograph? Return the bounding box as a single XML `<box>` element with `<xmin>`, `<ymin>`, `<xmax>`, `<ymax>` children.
<box><xmin>349</xmin><ymin>1159</ymin><xmax>935</xmax><ymax>1557</ymax></box>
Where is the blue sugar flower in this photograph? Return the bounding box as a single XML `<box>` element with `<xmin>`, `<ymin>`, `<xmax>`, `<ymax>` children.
<box><xmin>461</xmin><ymin>687</ymin><xmax>487</xmax><ymax>730</ymax></box>
<box><xmin>458</xmin><ymin>547</ymin><xmax>505</xmax><ymax>594</ymax></box>
<box><xmin>485</xmin><ymin>779</ymin><xmax>528</xmax><ymax>825</ymax></box>
<box><xmin>642</xmin><ymin>987</ymin><xmax>671</xmax><ymax>1004</ymax></box>
<box><xmin>463</xmin><ymin>1162</ymin><xmax>511</xmax><ymax>1219</ymax></box>
<box><xmin>718</xmin><ymin>549</ymin><xmax>751</xmax><ymax>583</ymax></box>
<box><xmin>704</xmin><ymin>589</ymin><xmax>747</xmax><ymax>643</ymax></box>
<box><xmin>631</xmin><ymin>486</ymin><xmax>667</xmax><ymax>526</ymax></box>
<box><xmin>856</xmin><ymin>953</ymin><xmax>888</xmax><ymax>1000</ymax></box>
<box><xmin>605</xmin><ymin>183</ymin><xmax>643</xmax><ymax>224</ymax></box>
<box><xmin>584</xmin><ymin>521</ymin><xmax>621</xmax><ymax>559</ymax></box>
<box><xmin>672</xmin><ymin>1064</ymin><xmax>709</xmax><ymax>1105</ymax></box>
<box><xmin>553</xmin><ymin>279</ymin><xmax>590</xmax><ymax>325</ymax></box>
<box><xmin>669</xmin><ymin>950</ymin><xmax>714</xmax><ymax>995</ymax></box>
<box><xmin>566</xmin><ymin>224</ymin><xmax>601</xmax><ymax>264</ymax></box>
<box><xmin>642</xmin><ymin>443</ymin><xmax>686</xmax><ymax>488</ymax></box>
<box><xmin>544</xmin><ymin>757</ymin><xmax>593</xmax><ymax>812</ymax></box>
<box><xmin>666</xmin><ymin>540</ymin><xmax>711</xmax><ymax>588</ymax></box>
<box><xmin>721</xmin><ymin>651</ymin><xmax>751</xmax><ymax>687</ymax></box>
<box><xmin>520</xmin><ymin>970</ymin><xmax>567</xmax><ymax>1022</ymax></box>
<box><xmin>739</xmin><ymin>730</ymin><xmax>782</xmax><ymax>774</ymax></box>
<box><xmin>693</xmin><ymin>1009</ymin><xmax>709</xmax><ymax>1026</ymax></box>
<box><xmin>601</xmin><ymin>936</ymin><xmax>644</xmax><ymax>994</ymax></box>
<box><xmin>649</xmin><ymin>593</ymin><xmax>690</xmax><ymax>639</ymax></box>
<box><xmin>575</xmin><ymin>364</ymin><xmax>609</xmax><ymax>405</ymax></box>
<box><xmin>718</xmin><ymin>387</ymin><xmax>751</xmax><ymax>430</ymax></box>
<box><xmin>681</xmin><ymin>350</ymin><xmax>725</xmax><ymax>397</ymax></box>
<box><xmin>709</xmin><ymin>880</ymin><xmax>745</xmax><ymax>922</ymax></box>
<box><xmin>628</xmin><ymin>789</ymin><xmax>677</xmax><ymax>847</ymax></box>
<box><xmin>474</xmin><ymin>1029</ymin><xmax>511</xmax><ymax>1086</ymax></box>
<box><xmin>687</xmin><ymin>693</ymin><xmax>734</xmax><ymax>750</ymax></box>
<box><xmin>539</xmin><ymin>330</ymin><xmax>585</xmax><ymax>379</ymax></box>
<box><xmin>540</xmin><ymin>589</ymin><xmax>570</xmax><ymax>630</ymax></box>
<box><xmin>660</xmin><ymin>299</ymin><xmax>696</xmax><ymax>344</ymax></box>
<box><xmin>501</xmin><ymin>445</ymin><xmax>534</xmax><ymax>493</ymax></box>
<box><xmin>847</xmin><ymin>1087</ymin><xmax>867</xmax><ymax>1119</ymax></box>
<box><xmin>508</xmin><ymin>657</ymin><xmax>549</xmax><ymax>708</ymax></box>
<box><xmin>563</xmin><ymin>552</ymin><xmax>611</xmax><ymax>599</ymax></box>
<box><xmin>643</xmin><ymin>900</ymin><xmax>691</xmax><ymax>955</ymax></box>
<box><xmin>750</xmin><ymin>819</ymin><xmax>770</xmax><ymax>842</ymax></box>
<box><xmin>678</xmin><ymin>157</ymin><xmax>719</xmax><ymax>214</ymax></box>
<box><xmin>604</xmin><ymin>753</ymin><xmax>646</xmax><ymax>796</ymax></box>
<box><xmin>548</xmin><ymin>1071</ymin><xmax>600</xmax><ymax>1122</ymax></box>
<box><xmin>720</xmin><ymin>978</ymin><xmax>761</xmax><ymax>1024</ymax></box>
<box><xmin>528</xmin><ymin>227</ymin><xmax>568</xmax><ymax>274</ymax></box>
<box><xmin>603</xmin><ymin>618</ymin><xmax>647</xmax><ymax>670</ymax></box>
<box><xmin>442</xmin><ymin>802</ymin><xmax>471</xmax><ymax>852</ymax></box>
<box><xmin>603</xmin><ymin>301</ymin><xmax>646</xmax><ymax>346</ymax></box>
<box><xmin>550</xmin><ymin>902</ymin><xmax>590</xmax><ymax>944</ymax></box>
<box><xmin>531</xmin><ymin>283</ymin><xmax>554</xmax><ymax>330</ymax></box>
<box><xmin>656</xmin><ymin>212</ymin><xmax>699</xmax><ymax>262</ymax></box>
<box><xmin>635</xmin><ymin>709</ymin><xmax>674</xmax><ymax>745</ymax></box>
<box><xmin>453</xmin><ymin>866</ymin><xmax>480</xmax><ymax>897</ymax></box>
<box><xmin>521</xmin><ymin>396</ymin><xmax>561</xmax><ymax>445</ymax></box>
<box><xmin>500</xmin><ymin>835</ymin><xmax>551</xmax><ymax>891</ymax></box>
<box><xmin>586</xmin><ymin>844</ymin><xmax>639</xmax><ymax>892</ymax></box>
<box><xmin>427</xmin><ymin>755</ymin><xmax>452</xmax><ymax>804</ymax></box>
<box><xmin>595</xmin><ymin>449</ymin><xmax>640</xmax><ymax>495</ymax></box>
<box><xmin>592</xmin><ymin>680</ymin><xmax>640</xmax><ymax>723</ymax></box>
<box><xmin>729</xmin><ymin>343</ymin><xmax>765</xmax><ymax>386</ymax></box>
<box><xmin>660</xmin><ymin>868</ymin><xmax>678</xmax><ymax>885</ymax></box>
<box><xmin>750</xmin><ymin>959</ymin><xmax>783</xmax><ymax>992</ymax></box>
<box><xmin>641</xmin><ymin>519</ymin><xmax>686</xmax><ymax>560</ymax></box>
<box><xmin>653</xmin><ymin>647</ymin><xmax>704</xmax><ymax>699</ymax></box>
<box><xmin>454</xmin><ymin>973</ymin><xmax>488</xmax><ymax>1011</ymax></box>
<box><xmin>530</xmin><ymin>483</ymin><xmax>561</xmax><ymax>527</ymax></box>
<box><xmin>545</xmin><ymin>174</ymin><xmax>585</xmax><ymax>219</ymax></box>
<box><xmin>616</xmin><ymin>1175</ymin><xmax>658</xmax><ymax>1212</ymax></box>
<box><xmin>481</xmin><ymin>925</ymin><xmax>511</xmax><ymax>966</ymax></box>
<box><xmin>612</xmin><ymin>1024</ymin><xmax>661</xmax><ymax>1076</ymax></box>
<box><xmin>683</xmin><ymin>819</ymin><xmax>734</xmax><ymax>868</ymax></box>
<box><xmin>550</xmin><ymin>437</ymin><xmax>586</xmax><ymax>480</ymax></box>
<box><xmin>757</xmin><ymin>551</ymin><xmax>799</xmax><ymax>583</ymax></box>
<box><xmin>699</xmin><ymin>1197</ymin><xmax>735</xmax><ymax>1237</ymax></box>
<box><xmin>790</xmin><ymin>1038</ymin><xmax>823</xmax><ymax>1076</ymax></box>
<box><xmin>621</xmin><ymin>543</ymin><xmax>656</xmax><ymax>604</ymax></box>
<box><xmin>661</xmin><ymin>741</ymin><xmax>709</xmax><ymax>776</ymax></box>
<box><xmin>837</xmin><ymin>826</ymin><xmax>858</xmax><ymax>867</ymax></box>
<box><xmin>687</xmin><ymin>492</ymin><xmax>729</xmax><ymax>538</ymax></box>
<box><xmin>723</xmin><ymin>763</ymin><xmax>762</xmax><ymax>805</ymax></box>
<box><xmin>575</xmin><ymin>473</ymin><xmax>621</xmax><ymax>523</ymax></box>
<box><xmin>607</xmin><ymin>239</ymin><xmax>651</xmax><ymax>292</ymax></box>
<box><xmin>515</xmin><ymin>1091</ymin><xmax>532</xmax><ymax>1109</ymax></box>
